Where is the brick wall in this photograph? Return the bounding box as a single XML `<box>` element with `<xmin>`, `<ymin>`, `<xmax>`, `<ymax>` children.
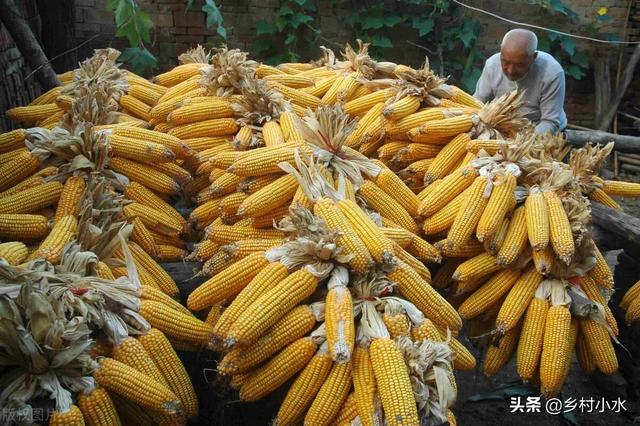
<box><xmin>0</xmin><ymin>0</ymin><xmax>44</xmax><ymax>131</ymax></box>
<box><xmin>1</xmin><ymin>0</ymin><xmax>635</xmax><ymax>131</ymax></box>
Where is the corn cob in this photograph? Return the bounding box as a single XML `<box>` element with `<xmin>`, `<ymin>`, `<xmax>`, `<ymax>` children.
<box><xmin>580</xmin><ymin>319</ymin><xmax>618</xmax><ymax>374</ymax></box>
<box><xmin>239</xmin><ymin>337</ymin><xmax>317</xmax><ymax>401</ymax></box>
<box><xmin>516</xmin><ymin>297</ymin><xmax>549</xmax><ymax>381</ymax></box>
<box><xmin>602</xmin><ymin>180</ymin><xmax>640</xmax><ymax>197</ymax></box>
<box><xmin>576</xmin><ymin>333</ymin><xmax>596</xmax><ymax>374</ymax></box>
<box><xmin>276</xmin><ymin>342</ymin><xmax>333</xmax><ymax>425</ymax></box>
<box><xmin>110</xmin><ymin>157</ymin><xmax>180</xmax><ymax>195</ymax></box>
<box><xmin>204</xmin><ymin>224</ymin><xmax>284</xmax><ymax>245</ymax></box>
<box><xmin>621</xmin><ymin>280</ymin><xmax>640</xmax><ymax>310</ymax></box>
<box><xmin>418</xmin><ymin>165</ymin><xmax>478</xmax><ymax>217</ymax></box>
<box><xmin>345</xmin><ymin>103</ymin><xmax>385</xmax><ymax>147</ymax></box>
<box><xmin>447</xmin><ymin>176</ymin><xmax>489</xmax><ymax>248</ymax></box>
<box><xmin>544</xmin><ymin>190</ymin><xmax>574</xmax><ymax>263</ymax></box>
<box><xmin>452</xmin><ymin>252</ymin><xmax>499</xmax><ymax>282</ymax></box>
<box><xmin>589</xmin><ymin>188</ymin><xmax>622</xmax><ymax>211</ymax></box>
<box><xmin>138</xmin><ymin>328</ymin><xmax>199</xmax><ymax>419</ymax></box>
<box><xmin>386</xmin><ymin>108</ymin><xmax>446</xmax><ymax>139</ymax></box>
<box><xmin>588</xmin><ymin>246</ymin><xmax>614</xmax><ymax>289</ymax></box>
<box><xmin>111</xmin><ymin>127</ymin><xmax>190</xmax><ymax>158</ymax></box>
<box><xmin>112</xmin><ymin>336</ymin><xmax>169</xmax><ymax>389</ymax></box>
<box><xmin>167</xmin><ymin>98</ymin><xmax>233</xmax><ymax>125</ymax></box>
<box><xmin>476</xmin><ymin>173</ymin><xmax>516</xmax><ymax>242</ymax></box>
<box><xmin>369</xmin><ymin>337</ymin><xmax>419</xmax><ymax>426</ymax></box>
<box><xmin>434</xmin><ymin>238</ymin><xmax>485</xmax><ymax>258</ymax></box>
<box><xmin>188</xmin><ymin>252</ymin><xmax>269</xmax><ymax>310</ymax></box>
<box><xmin>423</xmin><ymin>133</ymin><xmax>470</xmax><ymax>184</ymax></box>
<box><xmin>8</xmin><ymin>103</ymin><xmax>60</xmax><ymax>124</ymax></box>
<box><xmin>263</xmin><ymin>73</ymin><xmax>314</xmax><ymax>88</ymax></box>
<box><xmin>496</xmin><ymin>266</ymin><xmax>544</xmax><ymax>333</ymax></box>
<box><xmin>124</xmin><ymin>182</ymin><xmax>186</xmax><ymax>229</ymax></box>
<box><xmin>540</xmin><ymin>305</ymin><xmax>572</xmax><ymax>397</ymax></box>
<box><xmin>226</xmin><ymin>269</ymin><xmax>319</xmax><ymax>346</ymax></box>
<box><xmin>266</xmin><ymin>81</ymin><xmax>322</xmax><ymax>109</ymax></box>
<box><xmin>77</xmin><ymin>387</ymin><xmax>121</xmax><ymax>426</ymax></box>
<box><xmin>155</xmin><ymin>245</ymin><xmax>186</xmax><ymax>262</ymax></box>
<box><xmin>422</xmin><ymin>188</ymin><xmax>467</xmax><ymax>235</ymax></box>
<box><xmin>120</xmin><ymin>94</ymin><xmax>151</xmax><ymax>120</ymax></box>
<box><xmin>0</xmin><ymin>241</ymin><xmax>28</xmax><ymax>265</ymax></box>
<box><xmin>93</xmin><ymin>357</ymin><xmax>182</xmax><ymax>416</ymax></box>
<box><xmin>129</xmin><ymin>84</ymin><xmax>163</xmax><ymax>106</ymax></box>
<box><xmin>497</xmin><ymin>207</ymin><xmax>528</xmax><ymax>266</ymax></box>
<box><xmin>359</xmin><ymin>180</ymin><xmax>417</xmax><ymax>233</ymax></box>
<box><xmin>305</xmin><ymin>361</ymin><xmax>353</xmax><ymax>426</ymax></box>
<box><xmin>140</xmin><ymin>300</ymin><xmax>212</xmax><ymax>344</ymax></box>
<box><xmin>218</xmin><ymin>305</ymin><xmax>316</xmax><ymax>375</ymax></box>
<box><xmin>525</xmin><ymin>187</ymin><xmax>549</xmax><ymax>251</ymax></box>
<box><xmin>28</xmin><ymin>215</ymin><xmax>78</xmax><ymax>264</ymax></box>
<box><xmin>30</xmin><ymin>87</ymin><xmax>62</xmax><ymax>106</ymax></box>
<box><xmin>337</xmin><ymin>199</ymin><xmax>396</xmax><ymax>265</ymax></box>
<box><xmin>314</xmin><ymin>198</ymin><xmax>373</xmax><ymax>273</ymax></box>
<box><xmin>389</xmin><ymin>260</ymin><xmax>462</xmax><ymax>331</ymax></box>
<box><xmin>49</xmin><ymin>405</ymin><xmax>85</xmax><ymax>426</ymax></box>
<box><xmin>129</xmin><ymin>217</ymin><xmax>158</xmax><ymax>257</ymax></box>
<box><xmin>484</xmin><ymin>326</ymin><xmax>520</xmax><ymax>376</ymax></box>
<box><xmin>325</xmin><ymin>285</ymin><xmax>355</xmax><ymax>363</ymax></box>
<box><xmin>55</xmin><ymin>176</ymin><xmax>86</xmax><ymax>221</ymax></box>
<box><xmin>457</xmin><ymin>269</ymin><xmax>521</xmax><ymax>320</ymax></box>
<box><xmin>129</xmin><ymin>242</ymin><xmax>180</xmax><ymax>297</ymax></box>
<box><xmin>0</xmin><ymin>150</ymin><xmax>41</xmax><ymax>192</ymax></box>
<box><xmin>123</xmin><ymin>203</ymin><xmax>183</xmax><ymax>237</ymax></box>
<box><xmin>140</xmin><ymin>285</ymin><xmax>192</xmax><ymax>317</ymax></box>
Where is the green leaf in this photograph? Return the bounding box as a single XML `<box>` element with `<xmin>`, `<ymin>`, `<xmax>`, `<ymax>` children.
<box><xmin>565</xmin><ymin>64</ymin><xmax>585</xmax><ymax>80</ymax></box>
<box><xmin>186</xmin><ymin>0</ymin><xmax>195</xmax><ymax>11</ymax></box>
<box><xmin>458</xmin><ymin>20</ymin><xmax>479</xmax><ymax>47</ymax></box>
<box><xmin>115</xmin><ymin>20</ymin><xmax>141</xmax><ymax>46</ymax></box>
<box><xmin>412</xmin><ymin>17</ymin><xmax>434</xmax><ymax>36</ymax></box>
<box><xmin>290</xmin><ymin>13</ymin><xmax>314</xmax><ymax>29</ymax></box>
<box><xmin>203</xmin><ymin>0</ymin><xmax>224</xmax><ymax>29</ymax></box>
<box><xmin>570</xmin><ymin>51</ymin><xmax>588</xmax><ymax>68</ymax></box>
<box><xmin>383</xmin><ymin>15</ymin><xmax>403</xmax><ymax>27</ymax></box>
<box><xmin>252</xmin><ymin>37</ymin><xmax>273</xmax><ymax>56</ymax></box>
<box><xmin>461</xmin><ymin>68</ymin><xmax>482</xmax><ymax>93</ymax></box>
<box><xmin>278</xmin><ymin>4</ymin><xmax>294</xmax><ymax>16</ymax></box>
<box><xmin>118</xmin><ymin>47</ymin><xmax>157</xmax><ymax>74</ymax></box>
<box><xmin>256</xmin><ymin>20</ymin><xmax>278</xmax><ymax>36</ymax></box>
<box><xmin>134</xmin><ymin>10</ymin><xmax>153</xmax><ymax>43</ymax></box>
<box><xmin>538</xmin><ymin>36</ymin><xmax>551</xmax><ymax>52</ymax></box>
<box><xmin>370</xmin><ymin>35</ymin><xmax>392</xmax><ymax>48</ymax></box>
<box><xmin>217</xmin><ymin>25</ymin><xmax>227</xmax><ymax>39</ymax></box>
<box><xmin>362</xmin><ymin>17</ymin><xmax>385</xmax><ymax>30</ymax></box>
<box><xmin>113</xmin><ymin>0</ymin><xmax>131</xmax><ymax>27</ymax></box>
<box><xmin>275</xmin><ymin>16</ymin><xmax>288</xmax><ymax>31</ymax></box>
<box><xmin>106</xmin><ymin>0</ymin><xmax>119</xmax><ymax>11</ymax></box>
<box><xmin>342</xmin><ymin>12</ymin><xmax>359</xmax><ymax>27</ymax></box>
<box><xmin>560</xmin><ymin>37</ymin><xmax>576</xmax><ymax>56</ymax></box>
<box><xmin>285</xmin><ymin>33</ymin><xmax>297</xmax><ymax>45</ymax></box>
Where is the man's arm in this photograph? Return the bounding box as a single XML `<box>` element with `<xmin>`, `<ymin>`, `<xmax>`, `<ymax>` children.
<box><xmin>473</xmin><ymin>61</ymin><xmax>494</xmax><ymax>102</ymax></box>
<box><xmin>535</xmin><ymin>70</ymin><xmax>566</xmax><ymax>134</ymax></box>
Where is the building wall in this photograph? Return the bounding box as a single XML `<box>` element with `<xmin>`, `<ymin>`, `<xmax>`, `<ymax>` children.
<box><xmin>1</xmin><ymin>0</ymin><xmax>636</xmax><ymax>131</ymax></box>
<box><xmin>0</xmin><ymin>0</ymin><xmax>44</xmax><ymax>131</ymax></box>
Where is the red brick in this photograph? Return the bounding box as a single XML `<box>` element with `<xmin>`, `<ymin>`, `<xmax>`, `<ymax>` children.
<box><xmin>175</xmin><ymin>35</ymin><xmax>206</xmax><ymax>44</ymax></box>
<box><xmin>154</xmin><ymin>13</ymin><xmax>174</xmax><ymax>27</ymax></box>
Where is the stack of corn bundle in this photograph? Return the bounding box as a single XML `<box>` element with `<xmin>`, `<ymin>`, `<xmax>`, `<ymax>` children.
<box><xmin>421</xmin><ymin>127</ymin><xmax>640</xmax><ymax>398</ymax></box>
<box><xmin>0</xmin><ymin>233</ymin><xmax>198</xmax><ymax>426</ymax></box>
<box><xmin>183</xmin><ymin>105</ymin><xmax>476</xmax><ymax>425</ymax></box>
<box><xmin>1</xmin><ymin>49</ymin><xmax>191</xmax><ymax>263</ymax></box>
<box><xmin>7</xmin><ymin>48</ymin><xmax>166</xmax><ymax>130</ymax></box>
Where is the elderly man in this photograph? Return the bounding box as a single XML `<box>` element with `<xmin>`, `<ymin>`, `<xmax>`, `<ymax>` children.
<box><xmin>474</xmin><ymin>29</ymin><xmax>567</xmax><ymax>134</ymax></box>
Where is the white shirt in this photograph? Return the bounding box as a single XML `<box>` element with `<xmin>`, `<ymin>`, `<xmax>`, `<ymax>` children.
<box><xmin>474</xmin><ymin>51</ymin><xmax>567</xmax><ymax>134</ymax></box>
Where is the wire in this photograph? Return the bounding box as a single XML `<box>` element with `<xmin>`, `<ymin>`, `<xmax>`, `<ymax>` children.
<box><xmin>452</xmin><ymin>0</ymin><xmax>640</xmax><ymax>45</ymax></box>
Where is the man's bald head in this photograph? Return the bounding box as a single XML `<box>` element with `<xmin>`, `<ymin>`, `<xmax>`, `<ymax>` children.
<box><xmin>500</xmin><ymin>29</ymin><xmax>538</xmax><ymax>81</ymax></box>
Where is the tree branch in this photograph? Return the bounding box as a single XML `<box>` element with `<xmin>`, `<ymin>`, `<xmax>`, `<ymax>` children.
<box><xmin>598</xmin><ymin>43</ymin><xmax>640</xmax><ymax>131</ymax></box>
<box><xmin>0</xmin><ymin>0</ymin><xmax>60</xmax><ymax>89</ymax></box>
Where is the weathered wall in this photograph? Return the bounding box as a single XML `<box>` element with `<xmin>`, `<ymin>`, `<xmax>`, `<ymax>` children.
<box><xmin>0</xmin><ymin>0</ymin><xmax>43</xmax><ymax>131</ymax></box>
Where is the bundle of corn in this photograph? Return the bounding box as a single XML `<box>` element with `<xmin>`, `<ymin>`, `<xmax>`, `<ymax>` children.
<box><xmin>186</xmin><ymin>105</ymin><xmax>445</xmax><ymax>282</ymax></box>
<box><xmin>423</xmin><ymin>130</ymin><xmax>623</xmax><ymax>397</ymax></box>
<box><xmin>7</xmin><ymin>48</ymin><xmax>165</xmax><ymax>131</ymax></box>
<box><xmin>570</xmin><ymin>142</ymin><xmax>640</xmax><ymax>211</ymax></box>
<box><xmin>0</xmin><ymin>238</ymin><xmax>200</xmax><ymax>425</ymax></box>
<box><xmin>189</xmin><ymin>202</ymin><xmax>459</xmax><ymax>425</ymax></box>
